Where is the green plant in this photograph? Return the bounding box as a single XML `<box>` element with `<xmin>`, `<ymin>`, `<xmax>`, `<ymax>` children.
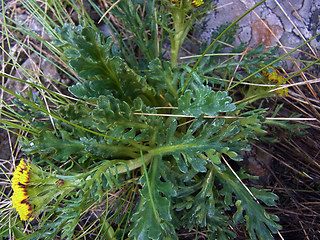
<box><xmin>1</xmin><ymin>0</ymin><xmax>302</xmax><ymax>239</ymax></box>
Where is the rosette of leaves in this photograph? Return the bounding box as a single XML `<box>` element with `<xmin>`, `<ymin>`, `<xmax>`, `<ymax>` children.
<box><xmin>15</xmin><ymin>24</ymin><xmax>281</xmax><ymax>239</ymax></box>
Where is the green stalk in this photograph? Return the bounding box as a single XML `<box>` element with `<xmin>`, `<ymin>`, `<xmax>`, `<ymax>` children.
<box><xmin>81</xmin><ymin>153</ymin><xmax>154</xmax><ymax>193</ymax></box>
<box><xmin>170</xmin><ymin>8</ymin><xmax>192</xmax><ymax>67</ymax></box>
<box><xmin>149</xmin><ymin>143</ymin><xmax>197</xmax><ymax>155</ymax></box>
<box><xmin>140</xmin><ymin>149</ymin><xmax>160</xmax><ymax>222</ymax></box>
<box><xmin>99</xmin><ymin>220</ymin><xmax>116</xmax><ymax>240</ymax></box>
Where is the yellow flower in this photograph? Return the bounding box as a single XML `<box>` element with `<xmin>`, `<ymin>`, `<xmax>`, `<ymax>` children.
<box><xmin>192</xmin><ymin>0</ymin><xmax>204</xmax><ymax>7</ymax></box>
<box><xmin>11</xmin><ymin>159</ymin><xmax>34</xmax><ymax>221</ymax></box>
<box><xmin>263</xmin><ymin>67</ymin><xmax>288</xmax><ymax>96</ymax></box>
<box><xmin>11</xmin><ymin>159</ymin><xmax>81</xmax><ymax>221</ymax></box>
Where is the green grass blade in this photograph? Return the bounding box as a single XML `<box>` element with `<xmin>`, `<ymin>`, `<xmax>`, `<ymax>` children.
<box><xmin>181</xmin><ymin>0</ymin><xmax>266</xmax><ymax>94</ymax></box>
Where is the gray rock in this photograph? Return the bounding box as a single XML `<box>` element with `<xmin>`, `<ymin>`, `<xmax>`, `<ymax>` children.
<box><xmin>265</xmin><ymin>0</ymin><xmax>277</xmax><ymax>10</ymax></box>
<box><xmin>238</xmin><ymin>26</ymin><xmax>251</xmax><ymax>43</ymax></box>
<box><xmin>279</xmin><ymin>32</ymin><xmax>302</xmax><ymax>70</ymax></box>
<box><xmin>41</xmin><ymin>59</ymin><xmax>60</xmax><ymax>82</ymax></box>
<box><xmin>200</xmin><ymin>0</ymin><xmax>319</xmax><ymax>70</ymax></box>
<box><xmin>15</xmin><ymin>14</ymin><xmax>49</xmax><ymax>39</ymax></box>
<box><xmin>5</xmin><ymin>53</ymin><xmax>61</xmax><ymax>100</ymax></box>
<box><xmin>99</xmin><ymin>24</ymin><xmax>112</xmax><ymax>37</ymax></box>
<box><xmin>14</xmin><ymin>52</ymin><xmax>41</xmax><ymax>83</ymax></box>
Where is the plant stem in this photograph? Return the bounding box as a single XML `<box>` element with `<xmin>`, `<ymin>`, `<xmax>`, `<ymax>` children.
<box><xmin>141</xmin><ymin>150</ymin><xmax>160</xmax><ymax>222</ymax></box>
<box><xmin>86</xmin><ymin>154</ymin><xmax>153</xmax><ymax>182</ymax></box>
<box><xmin>170</xmin><ymin>9</ymin><xmax>191</xmax><ymax>67</ymax></box>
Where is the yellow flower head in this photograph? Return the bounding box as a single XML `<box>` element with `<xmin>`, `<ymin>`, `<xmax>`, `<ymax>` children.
<box><xmin>263</xmin><ymin>67</ymin><xmax>288</xmax><ymax>96</ymax></box>
<box><xmin>192</xmin><ymin>0</ymin><xmax>204</xmax><ymax>7</ymax></box>
<box><xmin>11</xmin><ymin>159</ymin><xmax>79</xmax><ymax>221</ymax></box>
<box><xmin>11</xmin><ymin>159</ymin><xmax>34</xmax><ymax>221</ymax></box>
<box><xmin>169</xmin><ymin>0</ymin><xmax>179</xmax><ymax>3</ymax></box>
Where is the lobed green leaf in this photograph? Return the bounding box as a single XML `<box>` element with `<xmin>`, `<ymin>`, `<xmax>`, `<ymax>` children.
<box><xmin>129</xmin><ymin>158</ymin><xmax>177</xmax><ymax>239</ymax></box>
<box><xmin>175</xmin><ymin>85</ymin><xmax>236</xmax><ymax>117</ymax></box>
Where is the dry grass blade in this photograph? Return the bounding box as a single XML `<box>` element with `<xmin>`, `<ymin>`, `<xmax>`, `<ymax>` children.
<box><xmin>222</xmin><ymin>1</ymin><xmax>320</xmax><ymax>238</ymax></box>
<box><xmin>98</xmin><ymin>0</ymin><xmax>121</xmax><ymax>24</ymax></box>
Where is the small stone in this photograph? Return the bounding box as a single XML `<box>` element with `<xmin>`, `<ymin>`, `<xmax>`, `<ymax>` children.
<box><xmin>6</xmin><ymin>53</ymin><xmax>41</xmax><ymax>97</ymax></box>
<box><xmin>14</xmin><ymin>53</ymin><xmax>41</xmax><ymax>82</ymax></box>
<box><xmin>250</xmin><ymin>19</ymin><xmax>284</xmax><ymax>47</ymax></box>
<box><xmin>14</xmin><ymin>14</ymin><xmax>49</xmax><ymax>40</ymax></box>
<box><xmin>239</xmin><ymin>26</ymin><xmax>251</xmax><ymax>43</ymax></box>
<box><xmin>41</xmin><ymin>59</ymin><xmax>61</xmax><ymax>82</ymax></box>
<box><xmin>98</xmin><ymin>24</ymin><xmax>112</xmax><ymax>37</ymax></box>
<box><xmin>8</xmin><ymin>53</ymin><xmax>60</xmax><ymax>97</ymax></box>
<box><xmin>14</xmin><ymin>14</ymin><xmax>28</xmax><ymax>26</ymax></box>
